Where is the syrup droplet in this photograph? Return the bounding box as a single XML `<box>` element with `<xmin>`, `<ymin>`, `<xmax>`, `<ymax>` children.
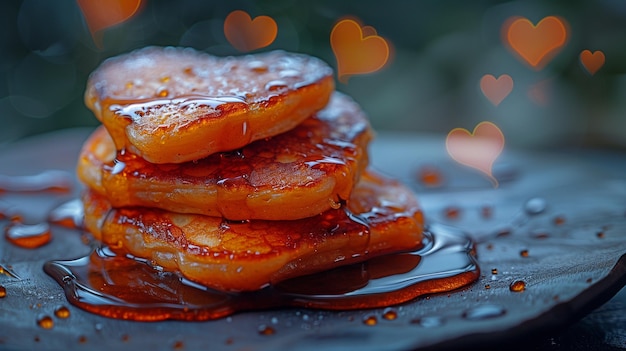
<box><xmin>157</xmin><ymin>88</ymin><xmax>169</xmax><ymax>97</ymax></box>
<box><xmin>509</xmin><ymin>280</ymin><xmax>526</xmax><ymax>292</ymax></box>
<box><xmin>520</xmin><ymin>249</ymin><xmax>529</xmax><ymax>257</ymax></box>
<box><xmin>362</xmin><ymin>314</ymin><xmax>377</xmax><ymax>326</ymax></box>
<box><xmin>265</xmin><ymin>80</ymin><xmax>288</xmax><ymax>91</ymax></box>
<box><xmin>258</xmin><ymin>325</ymin><xmax>275</xmax><ymax>335</ymax></box>
<box><xmin>462</xmin><ymin>304</ymin><xmax>506</xmax><ymax>320</ymax></box>
<box><xmin>78</xmin><ymin>335</ymin><xmax>87</xmax><ymax>343</ymax></box>
<box><xmin>491</xmin><ymin>268</ymin><xmax>498</xmax><ymax>275</ymax></box>
<box><xmin>48</xmin><ymin>199</ymin><xmax>84</xmax><ymax>229</ymax></box>
<box><xmin>173</xmin><ymin>340</ymin><xmax>184</xmax><ymax>349</ymax></box>
<box><xmin>411</xmin><ymin>316</ymin><xmax>445</xmax><ymax>328</ymax></box>
<box><xmin>596</xmin><ymin>231</ymin><xmax>605</xmax><ymax>238</ymax></box>
<box><xmin>54</xmin><ymin>306</ymin><xmax>71</xmax><ymax>319</ymax></box>
<box><xmin>5</xmin><ymin>222</ymin><xmax>51</xmax><ymax>249</ymax></box>
<box><xmin>0</xmin><ymin>285</ymin><xmax>6</xmax><ymax>298</ymax></box>
<box><xmin>553</xmin><ymin>215</ymin><xmax>566</xmax><ymax>225</ymax></box>
<box><xmin>37</xmin><ymin>315</ymin><xmax>54</xmax><ymax>329</ymax></box>
<box><xmin>484</xmin><ymin>284</ymin><xmax>491</xmax><ymax>289</ymax></box>
<box><xmin>530</xmin><ymin>228</ymin><xmax>550</xmax><ymax>239</ymax></box>
<box><xmin>524</xmin><ymin>198</ymin><xmax>547</xmax><ymax>216</ymax></box>
<box><xmin>444</xmin><ymin>206</ymin><xmax>461</xmax><ymax>220</ymax></box>
<box><xmin>382</xmin><ymin>307</ymin><xmax>398</xmax><ymax>321</ymax></box>
<box><xmin>247</xmin><ymin>61</ymin><xmax>268</xmax><ymax>73</ymax></box>
<box><xmin>0</xmin><ymin>170</ymin><xmax>73</xmax><ymax>192</ymax></box>
<box><xmin>481</xmin><ymin>205</ymin><xmax>493</xmax><ymax>219</ymax></box>
<box><xmin>417</xmin><ymin>165</ymin><xmax>443</xmax><ymax>187</ymax></box>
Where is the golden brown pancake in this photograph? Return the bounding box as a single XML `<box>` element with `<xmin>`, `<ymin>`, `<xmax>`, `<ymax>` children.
<box><xmin>85</xmin><ymin>47</ymin><xmax>335</xmax><ymax>164</ymax></box>
<box><xmin>82</xmin><ymin>170</ymin><xmax>424</xmax><ymax>292</ymax></box>
<box><xmin>78</xmin><ymin>93</ymin><xmax>372</xmax><ymax>221</ymax></box>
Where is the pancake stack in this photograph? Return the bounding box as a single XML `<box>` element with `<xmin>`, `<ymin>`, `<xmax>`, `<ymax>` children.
<box><xmin>77</xmin><ymin>47</ymin><xmax>424</xmax><ymax>292</ymax></box>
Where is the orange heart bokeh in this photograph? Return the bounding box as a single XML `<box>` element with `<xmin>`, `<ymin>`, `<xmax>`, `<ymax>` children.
<box><xmin>330</xmin><ymin>19</ymin><xmax>390</xmax><ymax>82</ymax></box>
<box><xmin>580</xmin><ymin>50</ymin><xmax>605</xmax><ymax>75</ymax></box>
<box><xmin>480</xmin><ymin>74</ymin><xmax>514</xmax><ymax>106</ymax></box>
<box><xmin>77</xmin><ymin>0</ymin><xmax>143</xmax><ymax>48</ymax></box>
<box><xmin>446</xmin><ymin>122</ymin><xmax>505</xmax><ymax>187</ymax></box>
<box><xmin>224</xmin><ymin>10</ymin><xmax>277</xmax><ymax>52</ymax></box>
<box><xmin>503</xmin><ymin>16</ymin><xmax>568</xmax><ymax>70</ymax></box>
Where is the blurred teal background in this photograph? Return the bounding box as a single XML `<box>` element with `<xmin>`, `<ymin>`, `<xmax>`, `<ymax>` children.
<box><xmin>1</xmin><ymin>0</ymin><xmax>625</xmax><ymax>150</ymax></box>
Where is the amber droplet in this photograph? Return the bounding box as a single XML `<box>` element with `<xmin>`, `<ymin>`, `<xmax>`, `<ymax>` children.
<box><xmin>78</xmin><ymin>335</ymin><xmax>87</xmax><ymax>343</ymax></box>
<box><xmin>520</xmin><ymin>249</ymin><xmax>529</xmax><ymax>258</ymax></box>
<box><xmin>481</xmin><ymin>205</ymin><xmax>493</xmax><ymax>219</ymax></box>
<box><xmin>54</xmin><ymin>306</ymin><xmax>71</xmax><ymax>319</ymax></box>
<box><xmin>382</xmin><ymin>308</ymin><xmax>398</xmax><ymax>321</ymax></box>
<box><xmin>462</xmin><ymin>304</ymin><xmax>506</xmax><ymax>320</ymax></box>
<box><xmin>37</xmin><ymin>315</ymin><xmax>54</xmax><ymax>329</ymax></box>
<box><xmin>509</xmin><ymin>280</ymin><xmax>526</xmax><ymax>292</ymax></box>
<box><xmin>258</xmin><ymin>325</ymin><xmax>275</xmax><ymax>335</ymax></box>
<box><xmin>410</xmin><ymin>316</ymin><xmax>445</xmax><ymax>328</ymax></box>
<box><xmin>362</xmin><ymin>315</ymin><xmax>377</xmax><ymax>326</ymax></box>
<box><xmin>491</xmin><ymin>268</ymin><xmax>498</xmax><ymax>275</ymax></box>
<box><xmin>248</xmin><ymin>61</ymin><xmax>268</xmax><ymax>73</ymax></box>
<box><xmin>553</xmin><ymin>215</ymin><xmax>566</xmax><ymax>226</ymax></box>
<box><xmin>160</xmin><ymin>76</ymin><xmax>171</xmax><ymax>83</ymax></box>
<box><xmin>5</xmin><ymin>222</ymin><xmax>51</xmax><ymax>249</ymax></box>
<box><xmin>443</xmin><ymin>206</ymin><xmax>461</xmax><ymax>220</ymax></box>
<box><xmin>0</xmin><ymin>285</ymin><xmax>6</xmax><ymax>298</ymax></box>
<box><xmin>157</xmin><ymin>88</ymin><xmax>169</xmax><ymax>97</ymax></box>
<box><xmin>596</xmin><ymin>231</ymin><xmax>605</xmax><ymax>239</ymax></box>
<box><xmin>173</xmin><ymin>340</ymin><xmax>184</xmax><ymax>350</ymax></box>
<box><xmin>417</xmin><ymin>165</ymin><xmax>443</xmax><ymax>187</ymax></box>
<box><xmin>484</xmin><ymin>284</ymin><xmax>491</xmax><ymax>289</ymax></box>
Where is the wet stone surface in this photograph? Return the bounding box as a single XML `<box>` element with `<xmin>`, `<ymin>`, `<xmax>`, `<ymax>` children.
<box><xmin>0</xmin><ymin>129</ymin><xmax>625</xmax><ymax>351</ymax></box>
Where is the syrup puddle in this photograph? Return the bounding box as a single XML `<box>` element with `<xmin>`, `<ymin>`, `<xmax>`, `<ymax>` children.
<box><xmin>44</xmin><ymin>223</ymin><xmax>478</xmax><ymax>321</ymax></box>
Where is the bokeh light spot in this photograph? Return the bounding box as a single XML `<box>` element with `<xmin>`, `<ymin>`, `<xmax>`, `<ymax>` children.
<box><xmin>330</xmin><ymin>18</ymin><xmax>390</xmax><ymax>83</ymax></box>
<box><xmin>223</xmin><ymin>10</ymin><xmax>278</xmax><ymax>52</ymax></box>
<box><xmin>446</xmin><ymin>122</ymin><xmax>505</xmax><ymax>187</ymax></box>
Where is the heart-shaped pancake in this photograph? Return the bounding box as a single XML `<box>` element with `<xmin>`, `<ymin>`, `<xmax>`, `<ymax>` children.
<box><xmin>85</xmin><ymin>47</ymin><xmax>335</xmax><ymax>164</ymax></box>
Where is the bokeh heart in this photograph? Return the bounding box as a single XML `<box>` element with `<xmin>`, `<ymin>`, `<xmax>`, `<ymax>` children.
<box><xmin>224</xmin><ymin>10</ymin><xmax>277</xmax><ymax>52</ymax></box>
<box><xmin>480</xmin><ymin>74</ymin><xmax>513</xmax><ymax>106</ymax></box>
<box><xmin>580</xmin><ymin>50</ymin><xmax>605</xmax><ymax>75</ymax></box>
<box><xmin>446</xmin><ymin>122</ymin><xmax>505</xmax><ymax>187</ymax></box>
<box><xmin>330</xmin><ymin>19</ymin><xmax>390</xmax><ymax>82</ymax></box>
<box><xmin>503</xmin><ymin>16</ymin><xmax>568</xmax><ymax>70</ymax></box>
<box><xmin>77</xmin><ymin>0</ymin><xmax>143</xmax><ymax>48</ymax></box>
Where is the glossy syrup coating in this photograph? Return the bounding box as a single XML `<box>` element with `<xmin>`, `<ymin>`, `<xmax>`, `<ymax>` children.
<box><xmin>78</xmin><ymin>93</ymin><xmax>372</xmax><ymax>220</ymax></box>
<box><xmin>85</xmin><ymin>47</ymin><xmax>335</xmax><ymax>164</ymax></box>
<box><xmin>82</xmin><ymin>170</ymin><xmax>424</xmax><ymax>292</ymax></box>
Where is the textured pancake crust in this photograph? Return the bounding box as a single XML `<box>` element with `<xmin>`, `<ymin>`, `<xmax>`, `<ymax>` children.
<box><xmin>82</xmin><ymin>171</ymin><xmax>424</xmax><ymax>292</ymax></box>
<box><xmin>78</xmin><ymin>93</ymin><xmax>372</xmax><ymax>220</ymax></box>
<box><xmin>85</xmin><ymin>47</ymin><xmax>334</xmax><ymax>163</ymax></box>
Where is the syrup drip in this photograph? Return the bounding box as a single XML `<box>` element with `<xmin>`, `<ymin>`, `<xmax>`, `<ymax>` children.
<box><xmin>110</xmin><ymin>95</ymin><xmax>248</xmax><ymax>122</ymax></box>
<box><xmin>0</xmin><ymin>170</ymin><xmax>72</xmax><ymax>193</ymax></box>
<box><xmin>5</xmin><ymin>221</ymin><xmax>51</xmax><ymax>249</ymax></box>
<box><xmin>48</xmin><ymin>199</ymin><xmax>83</xmax><ymax>229</ymax></box>
<box><xmin>43</xmin><ymin>223</ymin><xmax>478</xmax><ymax>321</ymax></box>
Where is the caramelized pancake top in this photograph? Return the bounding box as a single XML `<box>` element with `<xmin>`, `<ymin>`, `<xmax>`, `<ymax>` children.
<box><xmin>82</xmin><ymin>170</ymin><xmax>424</xmax><ymax>292</ymax></box>
<box><xmin>78</xmin><ymin>93</ymin><xmax>372</xmax><ymax>220</ymax></box>
<box><xmin>85</xmin><ymin>47</ymin><xmax>335</xmax><ymax>163</ymax></box>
